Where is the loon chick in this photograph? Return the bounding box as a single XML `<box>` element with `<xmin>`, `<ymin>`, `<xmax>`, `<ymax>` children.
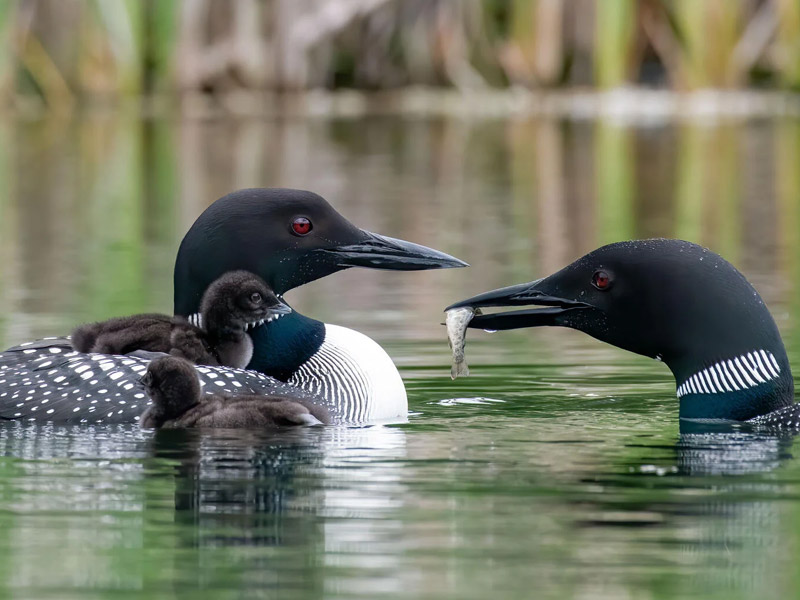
<box><xmin>0</xmin><ymin>188</ymin><xmax>466</xmax><ymax>424</ymax></box>
<box><xmin>71</xmin><ymin>271</ymin><xmax>290</xmax><ymax>369</ymax></box>
<box><xmin>448</xmin><ymin>239</ymin><xmax>799</xmax><ymax>428</ymax></box>
<box><xmin>179</xmin><ymin>270</ymin><xmax>290</xmax><ymax>368</ymax></box>
<box><xmin>139</xmin><ymin>356</ymin><xmax>328</xmax><ymax>429</ymax></box>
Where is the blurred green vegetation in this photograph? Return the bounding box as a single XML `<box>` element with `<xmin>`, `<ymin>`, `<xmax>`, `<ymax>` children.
<box><xmin>0</xmin><ymin>0</ymin><xmax>800</xmax><ymax>111</ymax></box>
<box><xmin>1</xmin><ymin>112</ymin><xmax>799</xmax><ymax>348</ymax></box>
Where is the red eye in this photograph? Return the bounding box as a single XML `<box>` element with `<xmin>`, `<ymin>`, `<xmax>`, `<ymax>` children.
<box><xmin>592</xmin><ymin>270</ymin><xmax>611</xmax><ymax>290</ymax></box>
<box><xmin>291</xmin><ymin>217</ymin><xmax>312</xmax><ymax>236</ymax></box>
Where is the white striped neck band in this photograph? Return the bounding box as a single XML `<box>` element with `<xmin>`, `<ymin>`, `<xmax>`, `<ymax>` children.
<box><xmin>676</xmin><ymin>349</ymin><xmax>782</xmax><ymax>398</ymax></box>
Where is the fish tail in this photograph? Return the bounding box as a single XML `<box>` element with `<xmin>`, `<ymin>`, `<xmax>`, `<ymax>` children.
<box><xmin>451</xmin><ymin>361</ymin><xmax>470</xmax><ymax>380</ymax></box>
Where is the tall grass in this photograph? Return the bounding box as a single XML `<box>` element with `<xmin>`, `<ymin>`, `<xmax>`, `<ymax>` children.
<box><xmin>776</xmin><ymin>0</ymin><xmax>800</xmax><ymax>90</ymax></box>
<box><xmin>594</xmin><ymin>0</ymin><xmax>634</xmax><ymax>89</ymax></box>
<box><xmin>0</xmin><ymin>0</ymin><xmax>797</xmax><ymax>107</ymax></box>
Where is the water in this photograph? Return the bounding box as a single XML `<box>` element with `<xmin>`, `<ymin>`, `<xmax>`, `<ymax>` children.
<box><xmin>2</xmin><ymin>111</ymin><xmax>800</xmax><ymax>598</ymax></box>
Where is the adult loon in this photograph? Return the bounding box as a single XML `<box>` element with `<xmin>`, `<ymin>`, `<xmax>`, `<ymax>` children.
<box><xmin>0</xmin><ymin>188</ymin><xmax>466</xmax><ymax>425</ymax></box>
<box><xmin>447</xmin><ymin>239</ymin><xmax>799</xmax><ymax>429</ymax></box>
<box><xmin>139</xmin><ymin>356</ymin><xmax>329</xmax><ymax>429</ymax></box>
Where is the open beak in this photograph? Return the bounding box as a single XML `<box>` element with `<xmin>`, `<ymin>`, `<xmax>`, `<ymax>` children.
<box><xmin>323</xmin><ymin>231</ymin><xmax>468</xmax><ymax>271</ymax></box>
<box><xmin>445</xmin><ymin>279</ymin><xmax>592</xmax><ymax>330</ymax></box>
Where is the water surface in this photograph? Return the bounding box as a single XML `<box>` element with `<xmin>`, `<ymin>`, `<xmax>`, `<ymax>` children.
<box><xmin>1</xmin><ymin>112</ymin><xmax>800</xmax><ymax>599</ymax></box>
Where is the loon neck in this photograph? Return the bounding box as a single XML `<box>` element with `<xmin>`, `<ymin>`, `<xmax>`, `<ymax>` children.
<box><xmin>670</xmin><ymin>349</ymin><xmax>794</xmax><ymax>421</ymax></box>
<box><xmin>246</xmin><ymin>311</ymin><xmax>325</xmax><ymax>381</ymax></box>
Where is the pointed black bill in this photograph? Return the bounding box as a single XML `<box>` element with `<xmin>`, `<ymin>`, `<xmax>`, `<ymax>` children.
<box><xmin>323</xmin><ymin>231</ymin><xmax>468</xmax><ymax>271</ymax></box>
<box><xmin>446</xmin><ymin>279</ymin><xmax>592</xmax><ymax>331</ymax></box>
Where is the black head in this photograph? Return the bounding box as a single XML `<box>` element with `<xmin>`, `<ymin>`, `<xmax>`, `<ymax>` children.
<box><xmin>449</xmin><ymin>239</ymin><xmax>794</xmax><ymax>421</ymax></box>
<box><xmin>174</xmin><ymin>188</ymin><xmax>467</xmax><ymax>316</ymax></box>
<box><xmin>142</xmin><ymin>356</ymin><xmax>202</xmax><ymax>420</ymax></box>
<box><xmin>200</xmin><ymin>270</ymin><xmax>291</xmax><ymax>334</ymax></box>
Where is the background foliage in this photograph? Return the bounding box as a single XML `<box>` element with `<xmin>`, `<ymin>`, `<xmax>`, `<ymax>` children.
<box><xmin>1</xmin><ymin>0</ymin><xmax>799</xmax><ymax>111</ymax></box>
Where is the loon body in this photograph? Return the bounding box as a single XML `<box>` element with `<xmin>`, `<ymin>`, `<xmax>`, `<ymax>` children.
<box><xmin>0</xmin><ymin>188</ymin><xmax>466</xmax><ymax>425</ymax></box>
<box><xmin>139</xmin><ymin>356</ymin><xmax>329</xmax><ymax>429</ymax></box>
<box><xmin>448</xmin><ymin>239</ymin><xmax>799</xmax><ymax>429</ymax></box>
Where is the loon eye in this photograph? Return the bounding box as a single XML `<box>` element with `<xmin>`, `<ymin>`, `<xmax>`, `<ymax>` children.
<box><xmin>592</xmin><ymin>270</ymin><xmax>612</xmax><ymax>290</ymax></box>
<box><xmin>291</xmin><ymin>217</ymin><xmax>312</xmax><ymax>236</ymax></box>
<box><xmin>250</xmin><ymin>292</ymin><xmax>263</xmax><ymax>304</ymax></box>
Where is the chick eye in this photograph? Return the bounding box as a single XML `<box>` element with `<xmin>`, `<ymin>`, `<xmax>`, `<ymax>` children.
<box><xmin>291</xmin><ymin>217</ymin><xmax>312</xmax><ymax>236</ymax></box>
<box><xmin>250</xmin><ymin>292</ymin><xmax>262</xmax><ymax>304</ymax></box>
<box><xmin>142</xmin><ymin>372</ymin><xmax>153</xmax><ymax>386</ymax></box>
<box><xmin>592</xmin><ymin>270</ymin><xmax>612</xmax><ymax>290</ymax></box>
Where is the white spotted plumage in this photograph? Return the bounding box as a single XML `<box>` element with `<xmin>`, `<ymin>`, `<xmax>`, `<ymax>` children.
<box><xmin>0</xmin><ymin>326</ymin><xmax>409</xmax><ymax>425</ymax></box>
<box><xmin>677</xmin><ymin>349</ymin><xmax>781</xmax><ymax>398</ymax></box>
<box><xmin>0</xmin><ymin>337</ymin><xmax>319</xmax><ymax>424</ymax></box>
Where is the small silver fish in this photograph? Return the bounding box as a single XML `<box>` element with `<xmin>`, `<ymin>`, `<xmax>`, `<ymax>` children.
<box><xmin>446</xmin><ymin>307</ymin><xmax>480</xmax><ymax>379</ymax></box>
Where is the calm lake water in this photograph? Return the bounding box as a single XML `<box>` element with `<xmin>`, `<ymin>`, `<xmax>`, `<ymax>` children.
<box><xmin>1</xmin><ymin>111</ymin><xmax>800</xmax><ymax>599</ymax></box>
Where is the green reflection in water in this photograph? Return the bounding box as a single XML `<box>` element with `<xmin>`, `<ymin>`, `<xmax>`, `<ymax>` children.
<box><xmin>0</xmin><ymin>114</ymin><xmax>798</xmax><ymax>599</ymax></box>
<box><xmin>596</xmin><ymin>121</ymin><xmax>634</xmax><ymax>245</ymax></box>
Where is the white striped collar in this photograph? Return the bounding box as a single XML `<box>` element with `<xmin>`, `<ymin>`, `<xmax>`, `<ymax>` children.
<box><xmin>288</xmin><ymin>324</ymin><xmax>407</xmax><ymax>423</ymax></box>
<box><xmin>676</xmin><ymin>349</ymin><xmax>781</xmax><ymax>398</ymax></box>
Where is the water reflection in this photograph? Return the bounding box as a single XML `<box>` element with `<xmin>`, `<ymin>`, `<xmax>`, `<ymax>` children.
<box><xmin>0</xmin><ymin>412</ymin><xmax>797</xmax><ymax>597</ymax></box>
<box><xmin>2</xmin><ymin>112</ymin><xmax>800</xmax><ymax>597</ymax></box>
<box><xmin>676</xmin><ymin>429</ymin><xmax>793</xmax><ymax>475</ymax></box>
<box><xmin>1</xmin><ymin>114</ymin><xmax>799</xmax><ymax>347</ymax></box>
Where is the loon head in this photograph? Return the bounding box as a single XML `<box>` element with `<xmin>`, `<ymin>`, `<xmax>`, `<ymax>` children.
<box><xmin>200</xmin><ymin>271</ymin><xmax>291</xmax><ymax>335</ymax></box>
<box><xmin>449</xmin><ymin>239</ymin><xmax>794</xmax><ymax>421</ymax></box>
<box><xmin>141</xmin><ymin>357</ymin><xmax>201</xmax><ymax>423</ymax></box>
<box><xmin>174</xmin><ymin>188</ymin><xmax>467</xmax><ymax>316</ymax></box>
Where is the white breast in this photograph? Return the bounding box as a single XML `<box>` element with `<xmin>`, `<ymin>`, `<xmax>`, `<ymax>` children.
<box><xmin>288</xmin><ymin>324</ymin><xmax>408</xmax><ymax>424</ymax></box>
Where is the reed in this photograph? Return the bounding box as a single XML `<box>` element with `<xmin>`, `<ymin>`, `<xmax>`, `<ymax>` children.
<box><xmin>594</xmin><ymin>0</ymin><xmax>635</xmax><ymax>88</ymax></box>
<box><xmin>0</xmin><ymin>1</ymin><xmax>799</xmax><ymax>105</ymax></box>
<box><xmin>672</xmin><ymin>0</ymin><xmax>745</xmax><ymax>88</ymax></box>
<box><xmin>776</xmin><ymin>0</ymin><xmax>800</xmax><ymax>90</ymax></box>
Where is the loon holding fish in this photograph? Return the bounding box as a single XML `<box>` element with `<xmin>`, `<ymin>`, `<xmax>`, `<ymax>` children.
<box><xmin>0</xmin><ymin>188</ymin><xmax>466</xmax><ymax>425</ymax></box>
<box><xmin>447</xmin><ymin>239</ymin><xmax>800</xmax><ymax>428</ymax></box>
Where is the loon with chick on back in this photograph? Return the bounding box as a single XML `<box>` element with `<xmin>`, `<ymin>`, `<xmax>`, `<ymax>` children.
<box><xmin>0</xmin><ymin>188</ymin><xmax>466</xmax><ymax>425</ymax></box>
<box><xmin>447</xmin><ymin>239</ymin><xmax>800</xmax><ymax>429</ymax></box>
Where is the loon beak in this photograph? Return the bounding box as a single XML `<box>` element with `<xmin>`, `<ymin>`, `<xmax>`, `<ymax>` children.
<box><xmin>324</xmin><ymin>231</ymin><xmax>468</xmax><ymax>271</ymax></box>
<box><xmin>245</xmin><ymin>301</ymin><xmax>293</xmax><ymax>331</ymax></box>
<box><xmin>266</xmin><ymin>301</ymin><xmax>293</xmax><ymax>318</ymax></box>
<box><xmin>445</xmin><ymin>279</ymin><xmax>592</xmax><ymax>330</ymax></box>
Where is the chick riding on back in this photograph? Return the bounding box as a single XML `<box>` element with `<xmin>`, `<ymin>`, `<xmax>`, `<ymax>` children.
<box><xmin>72</xmin><ymin>271</ymin><xmax>290</xmax><ymax>369</ymax></box>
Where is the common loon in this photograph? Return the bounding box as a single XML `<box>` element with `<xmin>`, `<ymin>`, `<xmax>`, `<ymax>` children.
<box><xmin>139</xmin><ymin>356</ymin><xmax>329</xmax><ymax>429</ymax></box>
<box><xmin>0</xmin><ymin>188</ymin><xmax>466</xmax><ymax>425</ymax></box>
<box><xmin>447</xmin><ymin>239</ymin><xmax>800</xmax><ymax>429</ymax></box>
<box><xmin>72</xmin><ymin>270</ymin><xmax>290</xmax><ymax>368</ymax></box>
